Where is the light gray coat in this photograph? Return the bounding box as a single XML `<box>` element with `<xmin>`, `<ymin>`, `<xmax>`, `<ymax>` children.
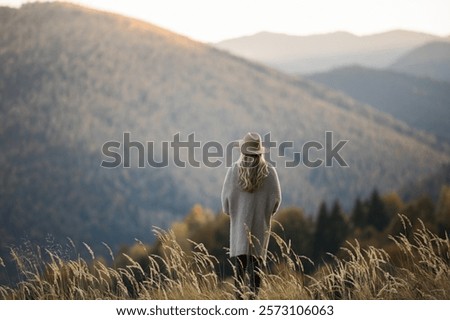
<box><xmin>221</xmin><ymin>161</ymin><xmax>282</xmax><ymax>259</ymax></box>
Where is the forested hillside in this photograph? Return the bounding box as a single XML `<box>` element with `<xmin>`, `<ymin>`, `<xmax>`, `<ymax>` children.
<box><xmin>390</xmin><ymin>41</ymin><xmax>450</xmax><ymax>82</ymax></box>
<box><xmin>308</xmin><ymin>66</ymin><xmax>450</xmax><ymax>142</ymax></box>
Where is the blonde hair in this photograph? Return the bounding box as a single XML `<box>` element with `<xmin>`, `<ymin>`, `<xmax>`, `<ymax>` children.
<box><xmin>238</xmin><ymin>154</ymin><xmax>269</xmax><ymax>193</ymax></box>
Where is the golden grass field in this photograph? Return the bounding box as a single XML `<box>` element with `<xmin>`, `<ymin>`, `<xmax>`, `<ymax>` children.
<box><xmin>0</xmin><ymin>216</ymin><xmax>448</xmax><ymax>300</ymax></box>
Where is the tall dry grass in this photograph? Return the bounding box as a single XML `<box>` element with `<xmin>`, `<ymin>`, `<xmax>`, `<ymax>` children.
<box><xmin>0</xmin><ymin>216</ymin><xmax>448</xmax><ymax>300</ymax></box>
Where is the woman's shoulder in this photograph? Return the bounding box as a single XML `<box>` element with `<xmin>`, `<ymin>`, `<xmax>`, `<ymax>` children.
<box><xmin>227</xmin><ymin>161</ymin><xmax>240</xmax><ymax>177</ymax></box>
<box><xmin>265</xmin><ymin>163</ymin><xmax>280</xmax><ymax>183</ymax></box>
<box><xmin>267</xmin><ymin>162</ymin><xmax>278</xmax><ymax>173</ymax></box>
<box><xmin>230</xmin><ymin>161</ymin><xmax>239</xmax><ymax>171</ymax></box>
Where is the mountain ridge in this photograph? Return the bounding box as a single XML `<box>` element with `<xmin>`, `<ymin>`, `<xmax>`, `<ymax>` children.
<box><xmin>390</xmin><ymin>41</ymin><xmax>450</xmax><ymax>82</ymax></box>
<box><xmin>215</xmin><ymin>29</ymin><xmax>449</xmax><ymax>74</ymax></box>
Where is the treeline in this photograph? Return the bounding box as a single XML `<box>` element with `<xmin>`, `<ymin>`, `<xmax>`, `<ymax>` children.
<box><xmin>115</xmin><ymin>185</ymin><xmax>450</xmax><ymax>278</ymax></box>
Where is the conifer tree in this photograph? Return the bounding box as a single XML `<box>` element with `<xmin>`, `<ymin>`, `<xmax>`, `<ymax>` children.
<box><xmin>351</xmin><ymin>196</ymin><xmax>367</xmax><ymax>229</ymax></box>
<box><xmin>436</xmin><ymin>185</ymin><xmax>450</xmax><ymax>236</ymax></box>
<box><xmin>313</xmin><ymin>201</ymin><xmax>330</xmax><ymax>261</ymax></box>
<box><xmin>328</xmin><ymin>200</ymin><xmax>349</xmax><ymax>254</ymax></box>
<box><xmin>367</xmin><ymin>189</ymin><xmax>389</xmax><ymax>231</ymax></box>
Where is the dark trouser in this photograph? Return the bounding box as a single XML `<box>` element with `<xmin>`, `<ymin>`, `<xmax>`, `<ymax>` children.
<box><xmin>234</xmin><ymin>254</ymin><xmax>262</xmax><ymax>299</ymax></box>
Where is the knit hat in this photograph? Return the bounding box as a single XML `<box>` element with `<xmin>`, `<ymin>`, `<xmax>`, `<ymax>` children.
<box><xmin>239</xmin><ymin>132</ymin><xmax>266</xmax><ymax>155</ymax></box>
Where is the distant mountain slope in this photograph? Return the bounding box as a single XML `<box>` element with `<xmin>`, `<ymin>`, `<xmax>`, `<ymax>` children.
<box><xmin>390</xmin><ymin>41</ymin><xmax>450</xmax><ymax>82</ymax></box>
<box><xmin>308</xmin><ymin>66</ymin><xmax>450</xmax><ymax>142</ymax></box>
<box><xmin>215</xmin><ymin>30</ymin><xmax>446</xmax><ymax>74</ymax></box>
<box><xmin>400</xmin><ymin>164</ymin><xmax>450</xmax><ymax>203</ymax></box>
<box><xmin>0</xmin><ymin>3</ymin><xmax>448</xmax><ymax>257</ymax></box>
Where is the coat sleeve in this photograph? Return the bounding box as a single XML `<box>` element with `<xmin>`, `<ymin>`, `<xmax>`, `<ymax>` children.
<box><xmin>271</xmin><ymin>167</ymin><xmax>282</xmax><ymax>214</ymax></box>
<box><xmin>221</xmin><ymin>167</ymin><xmax>232</xmax><ymax>215</ymax></box>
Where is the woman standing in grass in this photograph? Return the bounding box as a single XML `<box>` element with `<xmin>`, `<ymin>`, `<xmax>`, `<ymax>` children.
<box><xmin>221</xmin><ymin>132</ymin><xmax>282</xmax><ymax>299</ymax></box>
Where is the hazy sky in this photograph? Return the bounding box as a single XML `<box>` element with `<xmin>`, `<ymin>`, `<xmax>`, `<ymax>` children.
<box><xmin>2</xmin><ymin>0</ymin><xmax>450</xmax><ymax>42</ymax></box>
